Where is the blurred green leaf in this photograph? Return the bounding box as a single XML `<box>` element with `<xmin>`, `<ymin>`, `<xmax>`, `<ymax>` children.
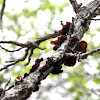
<box><xmin>68</xmin><ymin>86</ymin><xmax>76</xmax><ymax>92</ymax></box>
<box><xmin>0</xmin><ymin>0</ymin><xmax>2</xmax><ymax>4</ymax></box>
<box><xmin>30</xmin><ymin>21</ymin><xmax>34</xmax><ymax>28</ymax></box>
<box><xmin>39</xmin><ymin>1</ymin><xmax>56</xmax><ymax>10</ymax></box>
<box><xmin>34</xmin><ymin>48</ymin><xmax>40</xmax><ymax>55</ymax></box>
<box><xmin>96</xmin><ymin>27</ymin><xmax>100</xmax><ymax>32</ymax></box>
<box><xmin>93</xmin><ymin>78</ymin><xmax>100</xmax><ymax>84</ymax></box>
<box><xmin>22</xmin><ymin>8</ymin><xmax>37</xmax><ymax>18</ymax></box>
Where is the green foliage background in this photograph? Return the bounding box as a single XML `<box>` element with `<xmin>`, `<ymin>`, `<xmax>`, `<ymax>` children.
<box><xmin>0</xmin><ymin>0</ymin><xmax>100</xmax><ymax>100</ymax></box>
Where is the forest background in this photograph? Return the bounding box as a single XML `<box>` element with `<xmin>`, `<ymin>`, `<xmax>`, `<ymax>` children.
<box><xmin>0</xmin><ymin>0</ymin><xmax>100</xmax><ymax>100</ymax></box>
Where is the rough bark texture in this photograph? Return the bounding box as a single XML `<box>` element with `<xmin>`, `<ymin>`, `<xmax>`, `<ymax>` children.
<box><xmin>1</xmin><ymin>0</ymin><xmax>100</xmax><ymax>100</ymax></box>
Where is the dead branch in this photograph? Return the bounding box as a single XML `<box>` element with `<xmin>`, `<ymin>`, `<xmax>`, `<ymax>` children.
<box><xmin>64</xmin><ymin>47</ymin><xmax>100</xmax><ymax>60</ymax></box>
<box><xmin>24</xmin><ymin>48</ymin><xmax>34</xmax><ymax>66</ymax></box>
<box><xmin>0</xmin><ymin>48</ymin><xmax>29</xmax><ymax>71</ymax></box>
<box><xmin>81</xmin><ymin>48</ymin><xmax>100</xmax><ymax>59</ymax></box>
<box><xmin>0</xmin><ymin>78</ymin><xmax>11</xmax><ymax>99</ymax></box>
<box><xmin>69</xmin><ymin>0</ymin><xmax>82</xmax><ymax>13</ymax></box>
<box><xmin>90</xmin><ymin>89</ymin><xmax>100</xmax><ymax>97</ymax></box>
<box><xmin>0</xmin><ymin>31</ymin><xmax>60</xmax><ymax>70</ymax></box>
<box><xmin>0</xmin><ymin>0</ymin><xmax>6</xmax><ymax>29</ymax></box>
<box><xmin>0</xmin><ymin>41</ymin><xmax>30</xmax><ymax>47</ymax></box>
<box><xmin>0</xmin><ymin>45</ymin><xmax>23</xmax><ymax>52</ymax></box>
<box><xmin>1</xmin><ymin>0</ymin><xmax>100</xmax><ymax>100</ymax></box>
<box><xmin>90</xmin><ymin>18</ymin><xmax>100</xmax><ymax>21</ymax></box>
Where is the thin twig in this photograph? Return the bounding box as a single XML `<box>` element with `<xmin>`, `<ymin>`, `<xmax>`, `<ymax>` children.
<box><xmin>0</xmin><ymin>78</ymin><xmax>11</xmax><ymax>99</ymax></box>
<box><xmin>0</xmin><ymin>0</ymin><xmax>6</xmax><ymax>29</ymax></box>
<box><xmin>5</xmin><ymin>60</ymin><xmax>15</xmax><ymax>63</ymax></box>
<box><xmin>0</xmin><ymin>45</ymin><xmax>23</xmax><ymax>52</ymax></box>
<box><xmin>33</xmin><ymin>43</ymin><xmax>45</xmax><ymax>50</ymax></box>
<box><xmin>34</xmin><ymin>31</ymin><xmax>60</xmax><ymax>43</ymax></box>
<box><xmin>0</xmin><ymin>48</ymin><xmax>29</xmax><ymax>71</ymax></box>
<box><xmin>5</xmin><ymin>78</ymin><xmax>11</xmax><ymax>90</ymax></box>
<box><xmin>90</xmin><ymin>18</ymin><xmax>100</xmax><ymax>21</ymax></box>
<box><xmin>64</xmin><ymin>48</ymin><xmax>100</xmax><ymax>60</ymax></box>
<box><xmin>81</xmin><ymin>48</ymin><xmax>100</xmax><ymax>58</ymax></box>
<box><xmin>0</xmin><ymin>31</ymin><xmax>60</xmax><ymax>48</ymax></box>
<box><xmin>90</xmin><ymin>89</ymin><xmax>100</xmax><ymax>97</ymax></box>
<box><xmin>0</xmin><ymin>41</ymin><xmax>28</xmax><ymax>47</ymax></box>
<box><xmin>25</xmin><ymin>48</ymin><xmax>33</xmax><ymax>66</ymax></box>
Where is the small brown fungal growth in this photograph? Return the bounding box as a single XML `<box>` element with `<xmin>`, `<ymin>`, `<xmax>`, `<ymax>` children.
<box><xmin>63</xmin><ymin>55</ymin><xmax>77</xmax><ymax>66</ymax></box>
<box><xmin>59</xmin><ymin>22</ymin><xmax>71</xmax><ymax>35</ymax></box>
<box><xmin>15</xmin><ymin>76</ymin><xmax>22</xmax><ymax>82</ymax></box>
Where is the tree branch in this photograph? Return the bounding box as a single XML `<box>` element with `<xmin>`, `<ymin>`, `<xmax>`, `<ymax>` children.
<box><xmin>0</xmin><ymin>0</ymin><xmax>6</xmax><ymax>29</ymax></box>
<box><xmin>0</xmin><ymin>45</ymin><xmax>23</xmax><ymax>52</ymax></box>
<box><xmin>1</xmin><ymin>0</ymin><xmax>100</xmax><ymax>100</ymax></box>
<box><xmin>0</xmin><ymin>31</ymin><xmax>60</xmax><ymax>70</ymax></box>
<box><xmin>24</xmin><ymin>48</ymin><xmax>33</xmax><ymax>66</ymax></box>
<box><xmin>90</xmin><ymin>18</ymin><xmax>100</xmax><ymax>21</ymax></box>
<box><xmin>90</xmin><ymin>89</ymin><xmax>100</xmax><ymax>97</ymax></box>
<box><xmin>73</xmin><ymin>0</ymin><xmax>100</xmax><ymax>40</ymax></box>
<box><xmin>69</xmin><ymin>0</ymin><xmax>82</xmax><ymax>13</ymax></box>
<box><xmin>81</xmin><ymin>48</ymin><xmax>100</xmax><ymax>59</ymax></box>
<box><xmin>0</xmin><ymin>48</ymin><xmax>29</xmax><ymax>71</ymax></box>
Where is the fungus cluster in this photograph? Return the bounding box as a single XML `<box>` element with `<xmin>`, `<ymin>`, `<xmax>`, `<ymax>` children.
<box><xmin>22</xmin><ymin>21</ymin><xmax>88</xmax><ymax>78</ymax></box>
<box><xmin>11</xmin><ymin>22</ymin><xmax>88</xmax><ymax>93</ymax></box>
